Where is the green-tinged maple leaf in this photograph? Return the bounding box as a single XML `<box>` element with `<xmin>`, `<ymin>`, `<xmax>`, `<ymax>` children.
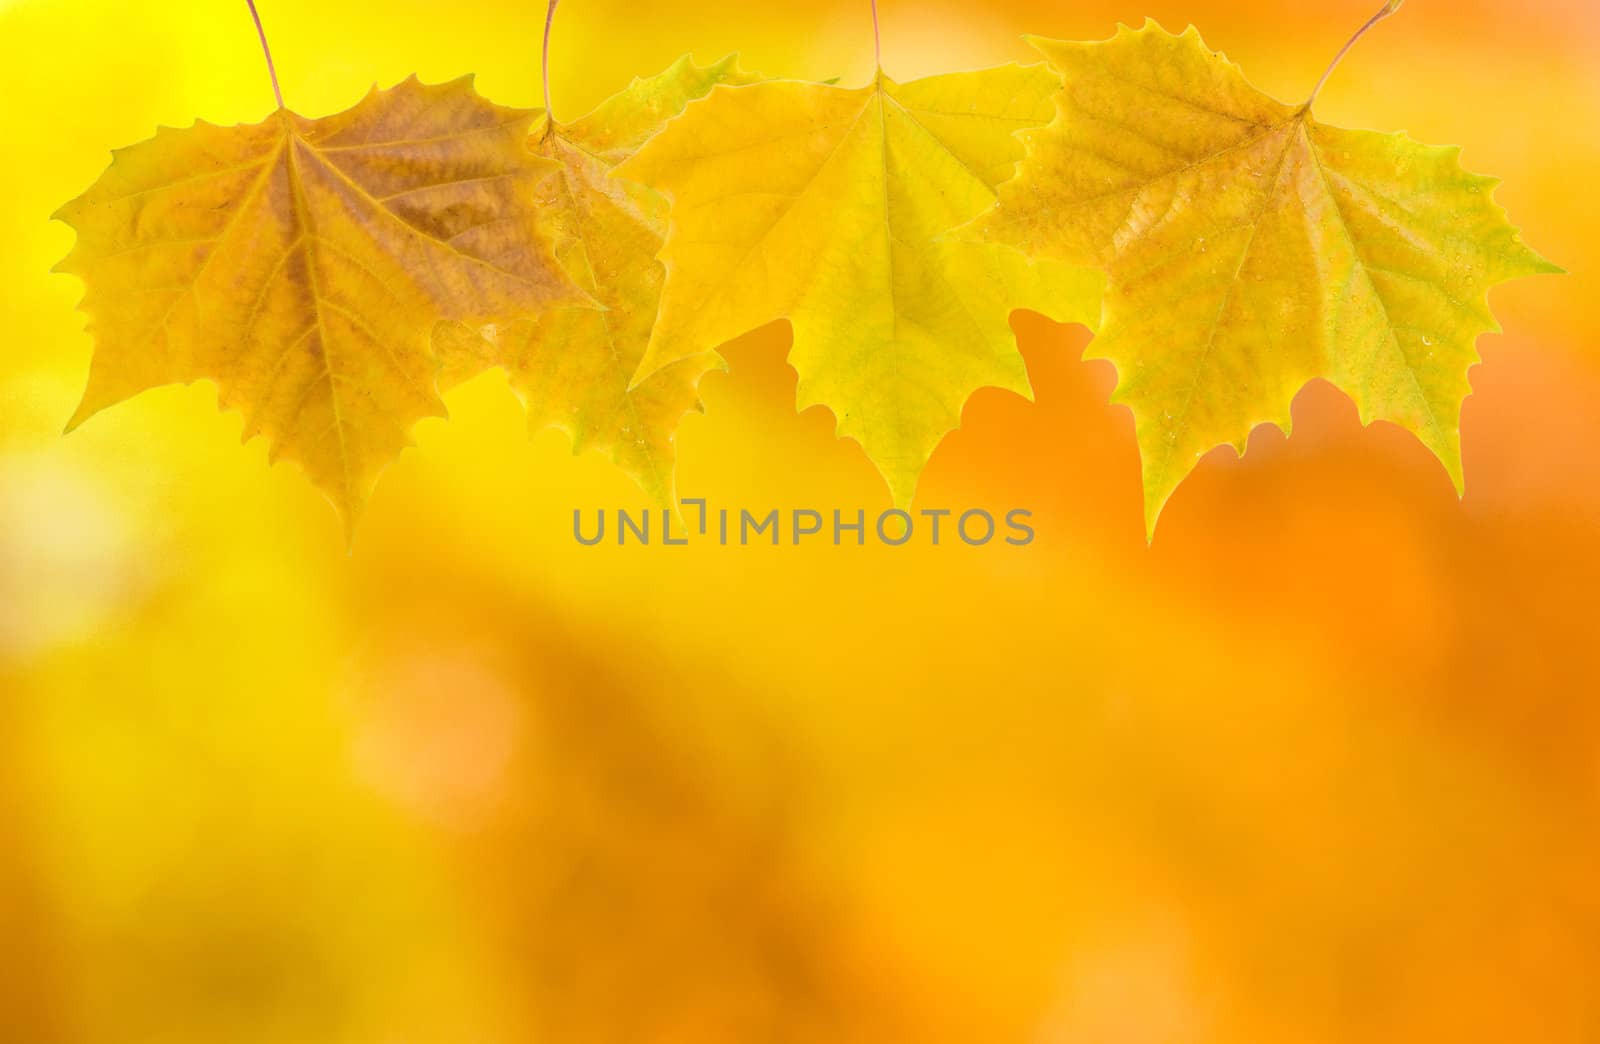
<box><xmin>616</xmin><ymin>63</ymin><xmax>1105</xmax><ymax>507</ymax></box>
<box><xmin>54</xmin><ymin>76</ymin><xmax>586</xmax><ymax>533</ymax></box>
<box><xmin>434</xmin><ymin>54</ymin><xmax>759</xmax><ymax>507</ymax></box>
<box><xmin>971</xmin><ymin>11</ymin><xmax>1560</xmax><ymax>536</ymax></box>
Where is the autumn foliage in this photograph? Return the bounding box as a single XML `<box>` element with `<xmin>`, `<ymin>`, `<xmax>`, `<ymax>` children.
<box><xmin>53</xmin><ymin>1</ymin><xmax>1556</xmax><ymax>537</ymax></box>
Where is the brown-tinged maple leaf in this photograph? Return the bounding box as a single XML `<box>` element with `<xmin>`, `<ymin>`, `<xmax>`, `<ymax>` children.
<box><xmin>55</xmin><ymin>60</ymin><xmax>586</xmax><ymax>533</ymax></box>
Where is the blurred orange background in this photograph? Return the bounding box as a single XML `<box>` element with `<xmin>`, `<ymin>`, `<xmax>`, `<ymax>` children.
<box><xmin>2</xmin><ymin>0</ymin><xmax>1597</xmax><ymax>1041</ymax></box>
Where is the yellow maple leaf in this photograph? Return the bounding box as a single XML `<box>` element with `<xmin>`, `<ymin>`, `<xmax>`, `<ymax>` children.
<box><xmin>433</xmin><ymin>54</ymin><xmax>759</xmax><ymax>507</ymax></box>
<box><xmin>616</xmin><ymin>60</ymin><xmax>1105</xmax><ymax>507</ymax></box>
<box><xmin>55</xmin><ymin>75</ymin><xmax>585</xmax><ymax>533</ymax></box>
<box><xmin>973</xmin><ymin>5</ymin><xmax>1560</xmax><ymax>537</ymax></box>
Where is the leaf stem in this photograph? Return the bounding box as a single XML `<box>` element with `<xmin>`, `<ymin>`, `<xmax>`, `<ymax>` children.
<box><xmin>246</xmin><ymin>0</ymin><xmax>286</xmax><ymax>110</ymax></box>
<box><xmin>871</xmin><ymin>0</ymin><xmax>883</xmax><ymax>71</ymax></box>
<box><xmin>1307</xmin><ymin>0</ymin><xmax>1403</xmax><ymax>108</ymax></box>
<box><xmin>543</xmin><ymin>0</ymin><xmax>561</xmax><ymax>123</ymax></box>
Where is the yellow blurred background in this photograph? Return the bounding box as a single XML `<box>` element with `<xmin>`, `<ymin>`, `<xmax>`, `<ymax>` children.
<box><xmin>2</xmin><ymin>0</ymin><xmax>1597</xmax><ymax>1040</ymax></box>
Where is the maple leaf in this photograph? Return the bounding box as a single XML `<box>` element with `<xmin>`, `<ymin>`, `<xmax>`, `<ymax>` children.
<box><xmin>615</xmin><ymin>61</ymin><xmax>1105</xmax><ymax>507</ymax></box>
<box><xmin>433</xmin><ymin>54</ymin><xmax>759</xmax><ymax>507</ymax></box>
<box><xmin>55</xmin><ymin>75</ymin><xmax>586</xmax><ymax>532</ymax></box>
<box><xmin>971</xmin><ymin>5</ymin><xmax>1560</xmax><ymax>536</ymax></box>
